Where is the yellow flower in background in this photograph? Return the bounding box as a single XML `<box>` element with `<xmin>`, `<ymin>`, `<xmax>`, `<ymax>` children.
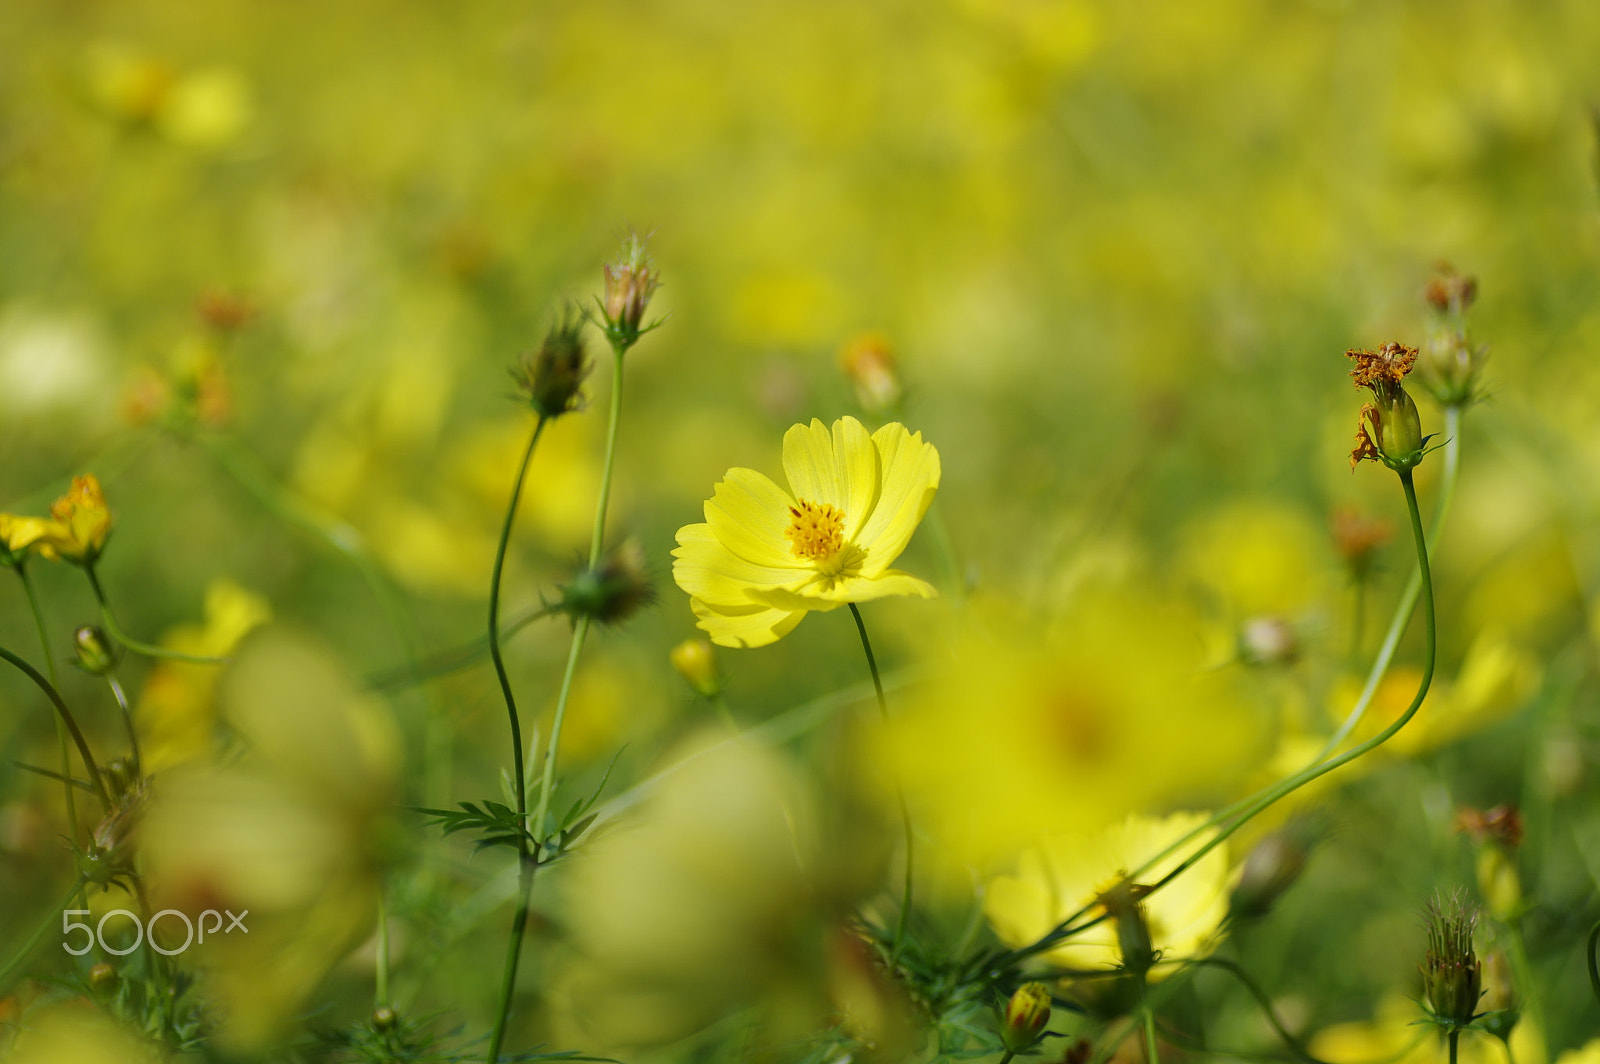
<box><xmin>877</xmin><ymin>585</ymin><xmax>1260</xmax><ymax>878</ymax></box>
<box><xmin>37</xmin><ymin>474</ymin><xmax>113</xmax><ymax>564</ymax></box>
<box><xmin>672</xmin><ymin>415</ymin><xmax>940</xmax><ymax>648</ymax></box>
<box><xmin>0</xmin><ymin>512</ymin><xmax>55</xmax><ymax>561</ymax></box>
<box><xmin>984</xmin><ymin>811</ymin><xmax>1233</xmax><ymax>979</ymax></box>
<box><xmin>1310</xmin><ymin>992</ymin><xmax>1543</xmax><ymax>1064</ymax></box>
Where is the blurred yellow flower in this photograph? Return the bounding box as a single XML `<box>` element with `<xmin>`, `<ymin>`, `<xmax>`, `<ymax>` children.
<box><xmin>878</xmin><ymin>586</ymin><xmax>1260</xmax><ymax>876</ymax></box>
<box><xmin>672</xmin><ymin>415</ymin><xmax>940</xmax><ymax>647</ymax></box>
<box><xmin>1310</xmin><ymin>991</ymin><xmax>1542</xmax><ymax>1064</ymax></box>
<box><xmin>37</xmin><ymin>474</ymin><xmax>113</xmax><ymax>564</ymax></box>
<box><xmin>0</xmin><ymin>512</ymin><xmax>54</xmax><ymax>560</ymax></box>
<box><xmin>984</xmin><ymin>811</ymin><xmax>1233</xmax><ymax>980</ymax></box>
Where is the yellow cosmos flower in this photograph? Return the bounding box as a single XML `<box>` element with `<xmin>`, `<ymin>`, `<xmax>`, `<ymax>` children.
<box><xmin>0</xmin><ymin>512</ymin><xmax>56</xmax><ymax>562</ymax></box>
<box><xmin>672</xmin><ymin>415</ymin><xmax>940</xmax><ymax>648</ymax></box>
<box><xmin>36</xmin><ymin>474</ymin><xmax>113</xmax><ymax>564</ymax></box>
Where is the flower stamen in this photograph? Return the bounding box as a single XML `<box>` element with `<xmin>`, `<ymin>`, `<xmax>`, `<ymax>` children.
<box><xmin>786</xmin><ymin>500</ymin><xmax>845</xmax><ymax>561</ymax></box>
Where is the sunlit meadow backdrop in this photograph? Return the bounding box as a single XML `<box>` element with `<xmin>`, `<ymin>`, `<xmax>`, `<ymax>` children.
<box><xmin>3</xmin><ymin>0</ymin><xmax>1600</xmax><ymax>1061</ymax></box>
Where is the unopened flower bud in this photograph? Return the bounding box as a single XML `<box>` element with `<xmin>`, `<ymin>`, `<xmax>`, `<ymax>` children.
<box><xmin>1420</xmin><ymin>891</ymin><xmax>1482</xmax><ymax>1031</ymax></box>
<box><xmin>39</xmin><ymin>475</ymin><xmax>113</xmax><ymax>565</ymax></box>
<box><xmin>1417</xmin><ymin>328</ymin><xmax>1487</xmax><ymax>408</ymax></box>
<box><xmin>88</xmin><ymin>962</ymin><xmax>117</xmax><ymax>988</ymax></box>
<box><xmin>838</xmin><ymin>332</ymin><xmax>903</xmax><ymax>414</ymax></box>
<box><xmin>73</xmin><ymin>624</ymin><xmax>118</xmax><ymax>675</ymax></box>
<box><xmin>1001</xmin><ymin>982</ymin><xmax>1052</xmax><ymax>1054</ymax></box>
<box><xmin>517</xmin><ymin>312</ymin><xmax>590</xmax><ymax>419</ymax></box>
<box><xmin>599</xmin><ymin>232</ymin><xmax>661</xmax><ymax>350</ymax></box>
<box><xmin>559</xmin><ymin>540</ymin><xmax>654</xmax><ymax>626</ymax></box>
<box><xmin>671</xmin><ymin>638</ymin><xmax>722</xmax><ymax>699</ymax></box>
<box><xmin>372</xmin><ymin>1005</ymin><xmax>399</xmax><ymax>1032</ymax></box>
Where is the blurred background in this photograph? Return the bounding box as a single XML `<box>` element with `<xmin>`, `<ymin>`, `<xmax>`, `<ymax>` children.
<box><xmin>2</xmin><ymin>0</ymin><xmax>1600</xmax><ymax>1058</ymax></box>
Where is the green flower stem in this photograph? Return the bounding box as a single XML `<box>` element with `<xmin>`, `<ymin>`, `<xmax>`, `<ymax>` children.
<box><xmin>1189</xmin><ymin>957</ymin><xmax>1328</xmax><ymax>1064</ymax></box>
<box><xmin>1141</xmin><ymin>988</ymin><xmax>1160</xmax><ymax>1064</ymax></box>
<box><xmin>488</xmin><ymin>336</ymin><xmax>632</xmax><ymax>1063</ymax></box>
<box><xmin>482</xmin><ymin>415</ymin><xmax>549</xmax><ymax>1064</ymax></box>
<box><xmin>1011</xmin><ymin>466</ymin><xmax>1437</xmax><ymax>965</ymax></box>
<box><xmin>105</xmin><ymin>672</ymin><xmax>140</xmax><ymax>773</ymax></box>
<box><xmin>15</xmin><ymin>567</ymin><xmax>79</xmax><ymax>848</ymax></box>
<box><xmin>376</xmin><ymin>885</ymin><xmax>391</xmax><ymax>1010</ymax></box>
<box><xmin>488</xmin><ymin>415</ymin><xmax>547</xmax><ymax>863</ymax></box>
<box><xmin>1588</xmin><ymin>920</ymin><xmax>1600</xmax><ymax>1009</ymax></box>
<box><xmin>1450</xmin><ymin>1030</ymin><xmax>1460</xmax><ymax>1064</ymax></box>
<box><xmin>0</xmin><ymin>643</ymin><xmax>110</xmax><ymax>809</ymax></box>
<box><xmin>0</xmin><ymin>876</ymin><xmax>87</xmax><ymax>992</ymax></box>
<box><xmin>83</xmin><ymin>564</ymin><xmax>230</xmax><ymax>666</ymax></box>
<box><xmin>849</xmin><ymin>602</ymin><xmax>914</xmax><ymax>968</ymax></box>
<box><xmin>997</xmin><ymin>1053</ymin><xmax>1016</xmax><ymax>1064</ymax></box>
<box><xmin>1320</xmin><ymin>402</ymin><xmax>1461</xmax><ymax>757</ymax></box>
<box><xmin>588</xmin><ymin>346</ymin><xmax>627</xmax><ymax>565</ymax></box>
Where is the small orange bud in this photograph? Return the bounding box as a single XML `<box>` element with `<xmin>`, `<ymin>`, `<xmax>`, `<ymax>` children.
<box><xmin>38</xmin><ymin>475</ymin><xmax>113</xmax><ymax>565</ymax></box>
<box><xmin>838</xmin><ymin>331</ymin><xmax>903</xmax><ymax>414</ymax></box>
<box><xmin>598</xmin><ymin>232</ymin><xmax>661</xmax><ymax>350</ymax></box>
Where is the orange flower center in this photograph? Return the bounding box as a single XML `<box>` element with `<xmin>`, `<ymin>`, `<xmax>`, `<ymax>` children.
<box><xmin>785</xmin><ymin>500</ymin><xmax>845</xmax><ymax>561</ymax></box>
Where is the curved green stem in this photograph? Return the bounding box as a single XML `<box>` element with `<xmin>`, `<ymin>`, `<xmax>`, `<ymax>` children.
<box><xmin>1010</xmin><ymin>467</ymin><xmax>1437</xmax><ymax>965</ymax></box>
<box><xmin>489</xmin><ymin>416</ymin><xmax>547</xmax><ymax>860</ymax></box>
<box><xmin>849</xmin><ymin>603</ymin><xmax>914</xmax><ymax>968</ymax></box>
<box><xmin>15</xmin><ymin>567</ymin><xmax>80</xmax><ymax>847</ymax></box>
<box><xmin>0</xmin><ymin>877</ymin><xmax>87</xmax><ymax>991</ymax></box>
<box><xmin>1587</xmin><ymin>920</ymin><xmax>1600</xmax><ymax>1009</ymax></box>
<box><xmin>1321</xmin><ymin>403</ymin><xmax>1461</xmax><ymax>757</ymax></box>
<box><xmin>481</xmin><ymin>416</ymin><xmax>548</xmax><ymax>1064</ymax></box>
<box><xmin>0</xmin><ymin>643</ymin><xmax>110</xmax><ymax>808</ymax></box>
<box><xmin>84</xmin><ymin>565</ymin><xmax>230</xmax><ymax>666</ymax></box>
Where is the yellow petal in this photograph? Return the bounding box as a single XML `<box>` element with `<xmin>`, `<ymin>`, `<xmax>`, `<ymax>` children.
<box><xmin>856</xmin><ymin>423</ymin><xmax>940</xmax><ymax>576</ymax></box>
<box><xmin>781</xmin><ymin>417</ymin><xmax>877</xmax><ymax>539</ymax></box>
<box><xmin>770</xmin><ymin>569</ymin><xmax>937</xmax><ymax>605</ymax></box>
<box><xmin>672</xmin><ymin>523</ymin><xmax>808</xmax><ymax>607</ymax></box>
<box><xmin>689</xmin><ymin>595</ymin><xmax>808</xmax><ymax>649</ymax></box>
<box><xmin>703</xmin><ymin>467</ymin><xmax>796</xmax><ymax>568</ymax></box>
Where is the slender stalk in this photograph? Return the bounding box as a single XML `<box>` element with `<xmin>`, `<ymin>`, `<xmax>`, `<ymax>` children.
<box><xmin>481</xmin><ymin>416</ymin><xmax>549</xmax><ymax>1064</ymax></box>
<box><xmin>1320</xmin><ymin>403</ymin><xmax>1460</xmax><ymax>758</ymax></box>
<box><xmin>376</xmin><ymin>885</ymin><xmax>391</xmax><ymax>1010</ymax></box>
<box><xmin>488</xmin><ymin>416</ymin><xmax>547</xmax><ymax>861</ymax></box>
<box><xmin>106</xmin><ymin>673</ymin><xmax>140</xmax><ymax>773</ymax></box>
<box><xmin>1141</xmin><ymin>991</ymin><xmax>1160</xmax><ymax>1064</ymax></box>
<box><xmin>488</xmin><ymin>339</ymin><xmax>631</xmax><ymax>1062</ymax></box>
<box><xmin>1589</xmin><ymin>921</ymin><xmax>1600</xmax><ymax>1009</ymax></box>
<box><xmin>1449</xmin><ymin>1030</ymin><xmax>1460</xmax><ymax>1064</ymax></box>
<box><xmin>0</xmin><ymin>643</ymin><xmax>110</xmax><ymax>808</ymax></box>
<box><xmin>84</xmin><ymin>565</ymin><xmax>229</xmax><ymax>666</ymax></box>
<box><xmin>998</xmin><ymin>1054</ymin><xmax>1016</xmax><ymax>1064</ymax></box>
<box><xmin>0</xmin><ymin>877</ymin><xmax>87</xmax><ymax>991</ymax></box>
<box><xmin>588</xmin><ymin>348</ymin><xmax>627</xmax><ymax>566</ymax></box>
<box><xmin>16</xmin><ymin>567</ymin><xmax>79</xmax><ymax>846</ymax></box>
<box><xmin>1010</xmin><ymin>467</ymin><xmax>1437</xmax><ymax>964</ymax></box>
<box><xmin>849</xmin><ymin>603</ymin><xmax>914</xmax><ymax>967</ymax></box>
